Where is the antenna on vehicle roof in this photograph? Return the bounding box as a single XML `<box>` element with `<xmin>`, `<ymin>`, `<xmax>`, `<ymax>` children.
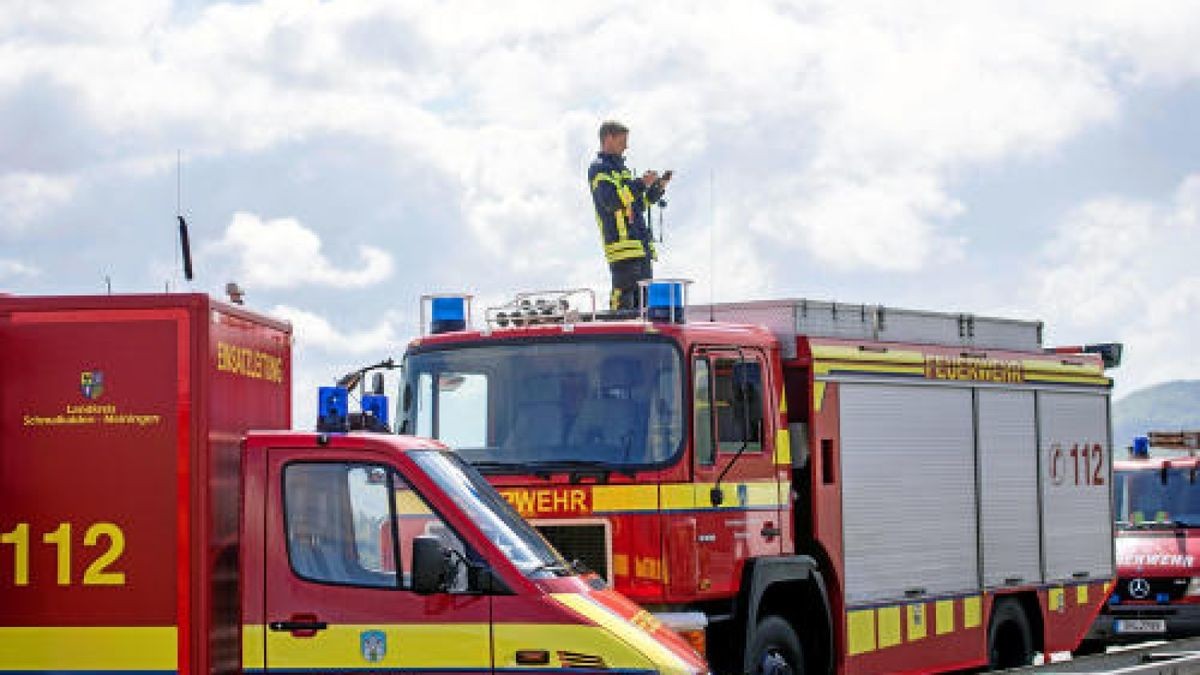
<box><xmin>176</xmin><ymin>150</ymin><xmax>194</xmax><ymax>284</ymax></box>
<box><xmin>709</xmin><ymin>169</ymin><xmax>715</xmax><ymax>322</ymax></box>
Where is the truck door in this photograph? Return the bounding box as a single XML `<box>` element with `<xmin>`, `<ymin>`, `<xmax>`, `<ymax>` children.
<box><xmin>263</xmin><ymin>449</ymin><xmax>493</xmax><ymax>673</ymax></box>
<box><xmin>688</xmin><ymin>350</ymin><xmax>783</xmax><ymax>597</ymax></box>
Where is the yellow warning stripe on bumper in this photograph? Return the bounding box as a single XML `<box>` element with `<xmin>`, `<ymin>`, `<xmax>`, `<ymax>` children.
<box><xmin>0</xmin><ymin>626</ymin><xmax>177</xmax><ymax>669</ymax></box>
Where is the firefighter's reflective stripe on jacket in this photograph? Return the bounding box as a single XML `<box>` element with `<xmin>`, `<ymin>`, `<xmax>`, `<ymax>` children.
<box><xmin>589</xmin><ymin>156</ymin><xmax>659</xmax><ymax>264</ymax></box>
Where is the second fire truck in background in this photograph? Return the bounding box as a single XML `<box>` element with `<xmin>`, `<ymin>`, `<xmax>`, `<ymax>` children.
<box><xmin>398</xmin><ymin>287</ymin><xmax>1119</xmax><ymax>674</ymax></box>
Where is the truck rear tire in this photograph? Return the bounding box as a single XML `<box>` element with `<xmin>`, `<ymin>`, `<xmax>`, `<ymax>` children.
<box><xmin>748</xmin><ymin>615</ymin><xmax>805</xmax><ymax>675</ymax></box>
<box><xmin>988</xmin><ymin>599</ymin><xmax>1034</xmax><ymax>670</ymax></box>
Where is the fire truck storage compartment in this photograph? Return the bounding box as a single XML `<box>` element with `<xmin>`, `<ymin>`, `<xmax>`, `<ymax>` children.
<box><xmin>1037</xmin><ymin>390</ymin><xmax>1113</xmax><ymax>580</ymax></box>
<box><xmin>837</xmin><ymin>381</ymin><xmax>1113</xmax><ymax>605</ymax></box>
<box><xmin>839</xmin><ymin>383</ymin><xmax>978</xmax><ymax>603</ymax></box>
<box><xmin>977</xmin><ymin>390</ymin><xmax>1041</xmax><ymax>588</ymax></box>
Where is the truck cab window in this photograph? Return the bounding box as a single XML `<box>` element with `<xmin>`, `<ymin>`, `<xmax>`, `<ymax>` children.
<box><xmin>714</xmin><ymin>357</ymin><xmax>763</xmax><ymax>453</ymax></box>
<box><xmin>284</xmin><ymin>462</ymin><xmax>475</xmax><ymax>592</ymax></box>
<box><xmin>694</xmin><ymin>358</ymin><xmax>715</xmax><ymax>465</ymax></box>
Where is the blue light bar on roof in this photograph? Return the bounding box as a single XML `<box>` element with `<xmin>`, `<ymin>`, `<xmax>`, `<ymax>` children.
<box><xmin>362</xmin><ymin>394</ymin><xmax>389</xmax><ymax>429</ymax></box>
<box><xmin>1133</xmin><ymin>436</ymin><xmax>1150</xmax><ymax>458</ymax></box>
<box><xmin>431</xmin><ymin>296</ymin><xmax>467</xmax><ymax>334</ymax></box>
<box><xmin>317</xmin><ymin>386</ymin><xmax>349</xmax><ymax>433</ymax></box>
<box><xmin>646</xmin><ymin>280</ymin><xmax>687</xmax><ymax>323</ymax></box>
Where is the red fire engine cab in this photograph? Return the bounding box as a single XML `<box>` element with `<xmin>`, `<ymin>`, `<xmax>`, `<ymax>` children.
<box><xmin>1085</xmin><ymin>431</ymin><xmax>1200</xmax><ymax>646</ymax></box>
<box><xmin>398</xmin><ymin>282</ymin><xmax>1121</xmax><ymax>674</ymax></box>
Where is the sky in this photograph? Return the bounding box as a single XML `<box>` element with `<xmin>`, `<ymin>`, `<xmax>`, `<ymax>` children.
<box><xmin>2</xmin><ymin>0</ymin><xmax>1199</xmax><ymax>421</ymax></box>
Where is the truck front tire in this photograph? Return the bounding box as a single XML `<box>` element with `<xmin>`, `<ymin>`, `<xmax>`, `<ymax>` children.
<box><xmin>747</xmin><ymin>615</ymin><xmax>805</xmax><ymax>675</ymax></box>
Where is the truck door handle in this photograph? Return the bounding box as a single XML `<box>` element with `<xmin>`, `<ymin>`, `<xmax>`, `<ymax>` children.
<box><xmin>760</xmin><ymin>523</ymin><xmax>781</xmax><ymax>539</ymax></box>
<box><xmin>269</xmin><ymin>615</ymin><xmax>328</xmax><ymax>637</ymax></box>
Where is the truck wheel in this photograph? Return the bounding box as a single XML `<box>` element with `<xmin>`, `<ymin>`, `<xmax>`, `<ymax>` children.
<box><xmin>988</xmin><ymin>599</ymin><xmax>1034</xmax><ymax>670</ymax></box>
<box><xmin>748</xmin><ymin>615</ymin><xmax>805</xmax><ymax>675</ymax></box>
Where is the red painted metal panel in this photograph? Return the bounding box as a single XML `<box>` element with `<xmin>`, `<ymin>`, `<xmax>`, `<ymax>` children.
<box><xmin>1</xmin><ymin>294</ymin><xmax>291</xmax><ymax>674</ymax></box>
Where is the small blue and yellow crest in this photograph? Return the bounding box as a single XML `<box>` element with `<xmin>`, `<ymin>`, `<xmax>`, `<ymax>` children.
<box><xmin>360</xmin><ymin>630</ymin><xmax>386</xmax><ymax>663</ymax></box>
<box><xmin>81</xmin><ymin>371</ymin><xmax>105</xmax><ymax>399</ymax></box>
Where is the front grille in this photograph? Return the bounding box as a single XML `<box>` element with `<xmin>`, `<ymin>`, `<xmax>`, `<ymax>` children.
<box><xmin>1119</xmin><ymin>576</ymin><xmax>1190</xmax><ymax>602</ymax></box>
<box><xmin>536</xmin><ymin>523</ymin><xmax>608</xmax><ymax>580</ymax></box>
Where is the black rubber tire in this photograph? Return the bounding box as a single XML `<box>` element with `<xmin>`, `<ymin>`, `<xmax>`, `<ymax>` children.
<box><xmin>988</xmin><ymin>599</ymin><xmax>1034</xmax><ymax>670</ymax></box>
<box><xmin>747</xmin><ymin>615</ymin><xmax>805</xmax><ymax>675</ymax></box>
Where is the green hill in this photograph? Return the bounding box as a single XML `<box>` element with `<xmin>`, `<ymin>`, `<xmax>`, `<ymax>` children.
<box><xmin>1112</xmin><ymin>380</ymin><xmax>1200</xmax><ymax>448</ymax></box>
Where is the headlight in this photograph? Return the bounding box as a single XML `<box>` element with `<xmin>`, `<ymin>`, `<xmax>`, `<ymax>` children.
<box><xmin>1185</xmin><ymin>577</ymin><xmax>1200</xmax><ymax>596</ymax></box>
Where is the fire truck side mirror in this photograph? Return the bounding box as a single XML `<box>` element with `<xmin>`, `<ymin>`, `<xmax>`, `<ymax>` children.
<box><xmin>412</xmin><ymin>535</ymin><xmax>452</xmax><ymax>595</ymax></box>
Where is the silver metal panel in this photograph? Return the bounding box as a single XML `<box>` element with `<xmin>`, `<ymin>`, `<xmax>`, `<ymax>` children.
<box><xmin>691</xmin><ymin>298</ymin><xmax>1042</xmax><ymax>354</ymax></box>
<box><xmin>840</xmin><ymin>383</ymin><xmax>978</xmax><ymax>603</ymax></box>
<box><xmin>977</xmin><ymin>389</ymin><xmax>1042</xmax><ymax>587</ymax></box>
<box><xmin>1038</xmin><ymin>391</ymin><xmax>1113</xmax><ymax>582</ymax></box>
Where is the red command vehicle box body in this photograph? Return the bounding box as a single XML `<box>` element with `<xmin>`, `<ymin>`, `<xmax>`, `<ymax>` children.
<box><xmin>0</xmin><ymin>293</ymin><xmax>291</xmax><ymax>675</ymax></box>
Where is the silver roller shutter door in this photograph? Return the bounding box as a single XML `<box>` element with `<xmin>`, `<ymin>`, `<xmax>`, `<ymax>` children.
<box><xmin>1038</xmin><ymin>391</ymin><xmax>1113</xmax><ymax>581</ymax></box>
<box><xmin>977</xmin><ymin>389</ymin><xmax>1041</xmax><ymax>587</ymax></box>
<box><xmin>840</xmin><ymin>383</ymin><xmax>978</xmax><ymax>603</ymax></box>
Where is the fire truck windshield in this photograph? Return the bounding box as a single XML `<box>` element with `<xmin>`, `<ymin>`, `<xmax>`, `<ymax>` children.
<box><xmin>401</xmin><ymin>339</ymin><xmax>684</xmax><ymax>470</ymax></box>
<box><xmin>410</xmin><ymin>449</ymin><xmax>568</xmax><ymax>577</ymax></box>
<box><xmin>1114</xmin><ymin>466</ymin><xmax>1200</xmax><ymax>528</ymax></box>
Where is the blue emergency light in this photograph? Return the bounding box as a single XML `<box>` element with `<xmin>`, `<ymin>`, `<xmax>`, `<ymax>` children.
<box><xmin>646</xmin><ymin>280</ymin><xmax>686</xmax><ymax>323</ymax></box>
<box><xmin>361</xmin><ymin>394</ymin><xmax>389</xmax><ymax>428</ymax></box>
<box><xmin>1109</xmin><ymin>593</ymin><xmax>1121</xmax><ymax>605</ymax></box>
<box><xmin>1157</xmin><ymin>592</ymin><xmax>1170</xmax><ymax>604</ymax></box>
<box><xmin>431</xmin><ymin>296</ymin><xmax>467</xmax><ymax>334</ymax></box>
<box><xmin>317</xmin><ymin>386</ymin><xmax>349</xmax><ymax>433</ymax></box>
<box><xmin>1133</xmin><ymin>435</ymin><xmax>1150</xmax><ymax>458</ymax></box>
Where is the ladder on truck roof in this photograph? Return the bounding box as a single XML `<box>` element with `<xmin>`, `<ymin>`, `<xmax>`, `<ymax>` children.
<box><xmin>689</xmin><ymin>298</ymin><xmax>1044</xmax><ymax>359</ymax></box>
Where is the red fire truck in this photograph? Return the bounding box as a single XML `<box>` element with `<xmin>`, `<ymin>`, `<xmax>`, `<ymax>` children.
<box><xmin>0</xmin><ymin>293</ymin><xmax>705</xmax><ymax>675</ymax></box>
<box><xmin>398</xmin><ymin>284</ymin><xmax>1120</xmax><ymax>674</ymax></box>
<box><xmin>1084</xmin><ymin>431</ymin><xmax>1200</xmax><ymax>647</ymax></box>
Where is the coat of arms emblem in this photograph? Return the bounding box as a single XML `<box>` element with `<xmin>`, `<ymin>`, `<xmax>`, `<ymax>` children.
<box><xmin>360</xmin><ymin>630</ymin><xmax>386</xmax><ymax>663</ymax></box>
<box><xmin>81</xmin><ymin>371</ymin><xmax>105</xmax><ymax>399</ymax></box>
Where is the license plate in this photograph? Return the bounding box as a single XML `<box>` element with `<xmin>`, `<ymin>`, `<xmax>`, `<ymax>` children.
<box><xmin>1115</xmin><ymin>619</ymin><xmax>1166</xmax><ymax>634</ymax></box>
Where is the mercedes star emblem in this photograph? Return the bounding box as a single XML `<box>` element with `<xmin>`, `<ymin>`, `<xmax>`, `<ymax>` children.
<box><xmin>1128</xmin><ymin>578</ymin><xmax>1151</xmax><ymax>599</ymax></box>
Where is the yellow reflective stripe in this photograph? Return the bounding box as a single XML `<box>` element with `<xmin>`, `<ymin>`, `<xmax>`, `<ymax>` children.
<box><xmin>243</xmin><ymin>623</ymin><xmax>266</xmax><ymax>669</ymax></box>
<box><xmin>550</xmin><ymin>593</ymin><xmax>693</xmax><ymax>675</ymax></box>
<box><xmin>593</xmin><ymin>484</ymin><xmax>659</xmax><ymax>512</ymax></box>
<box><xmin>907</xmin><ymin>603</ymin><xmax>927</xmax><ymax>641</ymax></box>
<box><xmin>775</xmin><ymin>427</ymin><xmax>792</xmax><ymax>466</ymax></box>
<box><xmin>847</xmin><ymin>610</ymin><xmax>875</xmax><ymax>655</ymax></box>
<box><xmin>935</xmin><ymin>600</ymin><xmax>955</xmax><ymax>635</ymax></box>
<box><xmin>1049</xmin><ymin>586</ymin><xmax>1064</xmax><ymax>611</ymax></box>
<box><xmin>0</xmin><ymin>626</ymin><xmax>177</xmax><ymax>669</ymax></box>
<box><xmin>614</xmin><ymin>211</ymin><xmax>633</xmax><ymax>242</ymax></box>
<box><xmin>877</xmin><ymin>607</ymin><xmax>901</xmax><ymax>648</ymax></box>
<box><xmin>265</xmin><ymin>623</ymin><xmax>491</xmax><ymax>669</ymax></box>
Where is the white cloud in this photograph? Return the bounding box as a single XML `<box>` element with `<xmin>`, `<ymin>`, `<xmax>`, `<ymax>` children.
<box><xmin>207</xmin><ymin>212</ymin><xmax>393</xmax><ymax>289</ymax></box>
<box><xmin>8</xmin><ymin>1</ymin><xmax>1198</xmax><ymax>274</ymax></box>
<box><xmin>1030</xmin><ymin>173</ymin><xmax>1200</xmax><ymax>393</ymax></box>
<box><xmin>269</xmin><ymin>304</ymin><xmax>401</xmax><ymax>355</ymax></box>
<box><xmin>0</xmin><ymin>258</ymin><xmax>39</xmax><ymax>280</ymax></box>
<box><xmin>0</xmin><ymin>172</ymin><xmax>77</xmax><ymax>231</ymax></box>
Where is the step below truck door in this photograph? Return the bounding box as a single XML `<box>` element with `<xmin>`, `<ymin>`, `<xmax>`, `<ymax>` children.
<box><xmin>261</xmin><ymin>446</ymin><xmax>493</xmax><ymax>673</ymax></box>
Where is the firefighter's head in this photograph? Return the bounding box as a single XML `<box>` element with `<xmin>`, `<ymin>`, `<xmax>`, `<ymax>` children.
<box><xmin>599</xmin><ymin>120</ymin><xmax>629</xmax><ymax>155</ymax></box>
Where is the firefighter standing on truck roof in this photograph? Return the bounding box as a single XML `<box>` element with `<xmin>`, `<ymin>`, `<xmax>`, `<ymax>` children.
<box><xmin>589</xmin><ymin>120</ymin><xmax>670</xmax><ymax>310</ymax></box>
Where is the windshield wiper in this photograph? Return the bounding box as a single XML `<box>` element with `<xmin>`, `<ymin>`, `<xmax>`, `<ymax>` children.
<box><xmin>529</xmin><ymin>560</ymin><xmax>572</xmax><ymax>575</ymax></box>
<box><xmin>471</xmin><ymin>461</ymin><xmax>548</xmax><ymax>477</ymax></box>
<box><xmin>526</xmin><ymin>460</ymin><xmax>638</xmax><ymax>481</ymax></box>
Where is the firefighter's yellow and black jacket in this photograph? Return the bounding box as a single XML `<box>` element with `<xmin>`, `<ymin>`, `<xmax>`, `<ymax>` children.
<box><xmin>589</xmin><ymin>152</ymin><xmax>665</xmax><ymax>266</ymax></box>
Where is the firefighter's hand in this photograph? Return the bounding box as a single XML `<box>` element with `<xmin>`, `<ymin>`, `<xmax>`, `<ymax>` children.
<box><xmin>641</xmin><ymin>170</ymin><xmax>659</xmax><ymax>187</ymax></box>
